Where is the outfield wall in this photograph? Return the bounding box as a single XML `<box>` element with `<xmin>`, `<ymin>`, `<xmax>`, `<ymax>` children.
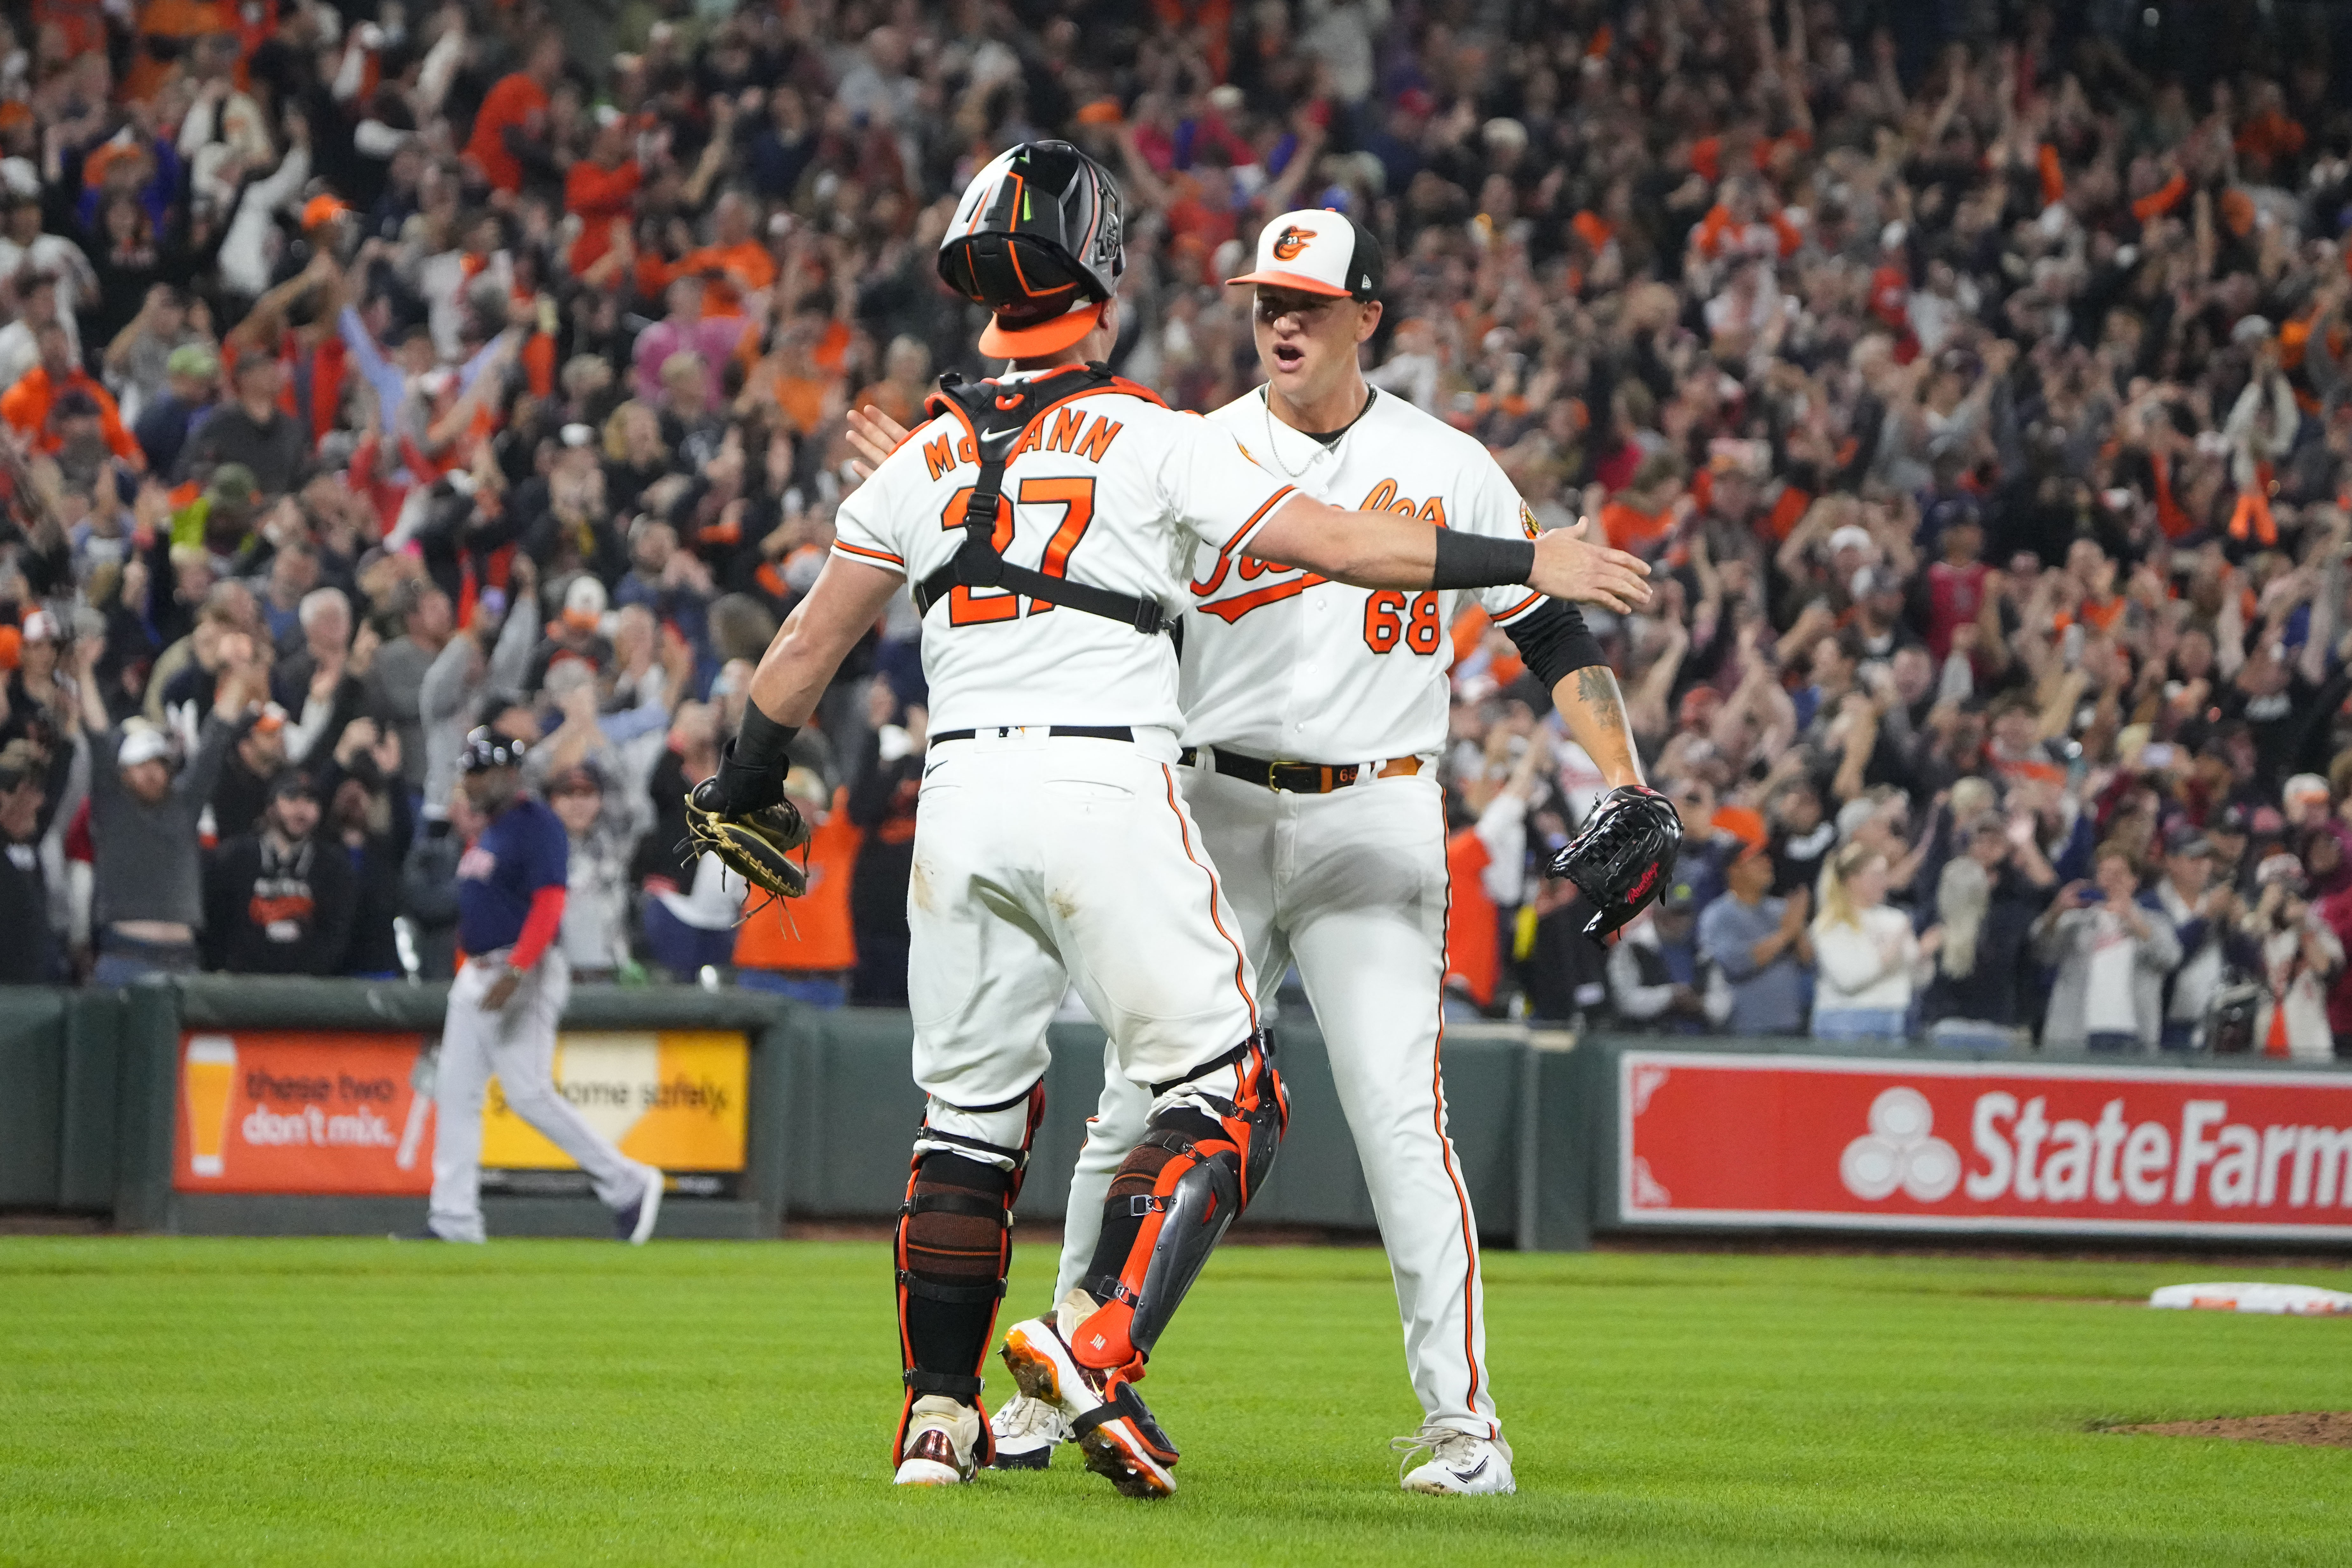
<box><xmin>3</xmin><ymin>981</ymin><xmax>2346</xmax><ymax>1251</ymax></box>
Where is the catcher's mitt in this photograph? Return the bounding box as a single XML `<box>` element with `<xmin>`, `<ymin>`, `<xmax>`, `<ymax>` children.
<box><xmin>684</xmin><ymin>780</ymin><xmax>813</xmax><ymax>900</ymax></box>
<box><xmin>1546</xmin><ymin>784</ymin><xmax>1683</xmax><ymax>940</ymax></box>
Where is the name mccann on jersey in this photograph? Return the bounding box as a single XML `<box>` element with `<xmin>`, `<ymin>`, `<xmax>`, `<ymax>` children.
<box><xmin>922</xmin><ymin>406</ymin><xmax>1126</xmax><ymax>479</ymax></box>
<box><xmin>1189</xmin><ymin>477</ymin><xmax>1447</xmax><ymax>619</ymax></box>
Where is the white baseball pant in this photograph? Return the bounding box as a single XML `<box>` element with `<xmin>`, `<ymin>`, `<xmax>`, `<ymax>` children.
<box><xmin>428</xmin><ymin>949</ymin><xmax>650</xmax><ymax>1242</ymax></box>
<box><xmin>1053</xmin><ymin>763</ymin><xmax>1498</xmax><ymax>1438</ymax></box>
<box><xmin>906</xmin><ymin>727</ymin><xmax>1260</xmax><ymax>1155</ymax></box>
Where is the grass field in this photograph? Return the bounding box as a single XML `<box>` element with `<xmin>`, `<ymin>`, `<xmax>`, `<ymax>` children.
<box><xmin>3</xmin><ymin>1239</ymin><xmax>2349</xmax><ymax>1566</ymax></box>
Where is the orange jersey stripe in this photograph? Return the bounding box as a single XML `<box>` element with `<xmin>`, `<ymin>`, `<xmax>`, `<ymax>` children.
<box><xmin>1159</xmin><ymin>763</ymin><xmax>1257</xmax><ymax>1036</ymax></box>
<box><xmin>1221</xmin><ymin>485</ymin><xmax>1298</xmax><ymax>558</ymax></box>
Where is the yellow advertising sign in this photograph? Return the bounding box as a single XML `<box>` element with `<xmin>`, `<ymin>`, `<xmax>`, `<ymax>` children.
<box><xmin>484</xmin><ymin>1031</ymin><xmax>748</xmax><ymax>1172</ymax></box>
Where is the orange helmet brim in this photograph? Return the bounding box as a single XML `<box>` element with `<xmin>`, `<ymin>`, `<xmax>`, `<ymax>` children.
<box><xmin>978</xmin><ymin>302</ymin><xmax>1104</xmax><ymax>357</ymax></box>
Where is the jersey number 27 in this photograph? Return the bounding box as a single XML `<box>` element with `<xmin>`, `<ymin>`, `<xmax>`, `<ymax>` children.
<box><xmin>936</xmin><ymin>478</ymin><xmax>1096</xmax><ymax>625</ymax></box>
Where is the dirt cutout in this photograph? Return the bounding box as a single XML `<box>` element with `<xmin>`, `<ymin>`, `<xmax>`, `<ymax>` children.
<box><xmin>2108</xmin><ymin>1412</ymin><xmax>2352</xmax><ymax>1449</ymax></box>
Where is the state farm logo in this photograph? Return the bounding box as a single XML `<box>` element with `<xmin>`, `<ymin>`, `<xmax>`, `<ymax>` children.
<box><xmin>1840</xmin><ymin>1087</ymin><xmax>1962</xmax><ymax>1202</ymax></box>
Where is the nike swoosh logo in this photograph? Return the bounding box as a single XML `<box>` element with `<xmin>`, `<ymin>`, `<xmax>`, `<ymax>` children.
<box><xmin>1449</xmin><ymin>1458</ymin><xmax>1489</xmax><ymax>1482</ymax></box>
<box><xmin>924</xmin><ymin>760</ymin><xmax>946</xmax><ymax>778</ymax></box>
<box><xmin>981</xmin><ymin>425</ymin><xmax>1022</xmax><ymax>442</ymax></box>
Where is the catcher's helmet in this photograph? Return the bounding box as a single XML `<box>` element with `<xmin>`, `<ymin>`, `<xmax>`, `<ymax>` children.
<box><xmin>938</xmin><ymin>141</ymin><xmax>1124</xmax><ymax>358</ymax></box>
<box><xmin>459</xmin><ymin>727</ymin><xmax>528</xmax><ymax>774</ymax></box>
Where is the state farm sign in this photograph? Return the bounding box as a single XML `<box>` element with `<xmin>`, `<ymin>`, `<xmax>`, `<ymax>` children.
<box><xmin>1618</xmin><ymin>1051</ymin><xmax>2352</xmax><ymax>1240</ymax></box>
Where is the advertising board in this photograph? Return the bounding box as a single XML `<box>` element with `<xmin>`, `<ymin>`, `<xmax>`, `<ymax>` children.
<box><xmin>173</xmin><ymin>1030</ymin><xmax>748</xmax><ymax>1197</ymax></box>
<box><xmin>1619</xmin><ymin>1050</ymin><xmax>2352</xmax><ymax>1240</ymax></box>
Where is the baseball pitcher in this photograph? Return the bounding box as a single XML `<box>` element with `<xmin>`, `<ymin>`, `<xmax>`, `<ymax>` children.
<box><xmin>688</xmin><ymin>145</ymin><xmax>1647</xmax><ymax>1497</ymax></box>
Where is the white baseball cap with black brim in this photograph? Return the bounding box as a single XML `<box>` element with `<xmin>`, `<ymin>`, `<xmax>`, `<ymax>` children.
<box><xmin>1228</xmin><ymin>207</ymin><xmax>1385</xmax><ymax>301</ymax></box>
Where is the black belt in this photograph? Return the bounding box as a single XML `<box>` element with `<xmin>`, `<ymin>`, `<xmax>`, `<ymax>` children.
<box><xmin>932</xmin><ymin>726</ymin><xmax>1135</xmax><ymax>744</ymax></box>
<box><xmin>1179</xmin><ymin>746</ymin><xmax>1423</xmax><ymax>794</ymax></box>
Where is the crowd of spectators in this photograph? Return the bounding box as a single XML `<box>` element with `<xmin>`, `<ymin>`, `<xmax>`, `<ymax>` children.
<box><xmin>3</xmin><ymin>0</ymin><xmax>2352</xmax><ymax>1058</ymax></box>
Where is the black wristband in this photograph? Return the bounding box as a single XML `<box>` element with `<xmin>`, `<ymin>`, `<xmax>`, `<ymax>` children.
<box><xmin>734</xmin><ymin>703</ymin><xmax>799</xmax><ymax>772</ymax></box>
<box><xmin>1430</xmin><ymin>529</ymin><xmax>1537</xmax><ymax>591</ymax></box>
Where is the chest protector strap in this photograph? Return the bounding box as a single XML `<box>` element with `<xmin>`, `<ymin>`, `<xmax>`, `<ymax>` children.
<box><xmin>912</xmin><ymin>363</ymin><xmax>1172</xmax><ymax>636</ymax></box>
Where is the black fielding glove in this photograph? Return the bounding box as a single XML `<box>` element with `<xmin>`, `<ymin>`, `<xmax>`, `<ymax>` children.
<box><xmin>1545</xmin><ymin>784</ymin><xmax>1683</xmax><ymax>940</ymax></box>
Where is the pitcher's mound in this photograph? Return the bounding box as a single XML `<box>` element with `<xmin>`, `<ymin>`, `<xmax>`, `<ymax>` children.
<box><xmin>2109</xmin><ymin>1413</ymin><xmax>2352</xmax><ymax>1448</ymax></box>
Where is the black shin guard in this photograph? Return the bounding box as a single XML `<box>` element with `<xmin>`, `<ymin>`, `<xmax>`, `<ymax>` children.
<box><xmin>899</xmin><ymin>1153</ymin><xmax>1013</xmax><ymax>1377</ymax></box>
<box><xmin>891</xmin><ymin>1082</ymin><xmax>1044</xmax><ymax>1466</ymax></box>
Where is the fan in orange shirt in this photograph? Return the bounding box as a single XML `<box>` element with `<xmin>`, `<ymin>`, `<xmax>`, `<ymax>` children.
<box><xmin>565</xmin><ymin>119</ymin><xmax>641</xmax><ymax>278</ymax></box>
<box><xmin>1600</xmin><ymin>450</ymin><xmax>1689</xmax><ymax>556</ymax></box>
<box><xmin>0</xmin><ymin>322</ymin><xmax>142</xmax><ymax>468</ymax></box>
<box><xmin>734</xmin><ymin>773</ymin><xmax>860</xmax><ymax>1006</ymax></box>
<box><xmin>463</xmin><ymin>33</ymin><xmax>563</xmax><ymax>194</ymax></box>
<box><xmin>658</xmin><ymin>193</ymin><xmax>776</xmax><ymax>316</ymax></box>
<box><xmin>122</xmin><ymin>0</ymin><xmax>229</xmax><ymax>102</ymax></box>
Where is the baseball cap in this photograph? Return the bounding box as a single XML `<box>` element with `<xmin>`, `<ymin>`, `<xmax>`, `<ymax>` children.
<box><xmin>1851</xmin><ymin>564</ymin><xmax>1901</xmax><ymax>599</ymax></box>
<box><xmin>2165</xmin><ymin>826</ymin><xmax>2215</xmax><ymax>859</ymax></box>
<box><xmin>117</xmin><ymin>727</ymin><xmax>174</xmax><ymax>769</ymax></box>
<box><xmin>1658</xmin><ymin>881</ymin><xmax>1699</xmax><ymax>915</ymax></box>
<box><xmin>546</xmin><ymin>759</ymin><xmax>607</xmax><ymax>796</ymax></box>
<box><xmin>2284</xmin><ymin>773</ymin><xmax>2331</xmax><ymax>806</ymax></box>
<box><xmin>0</xmin><ymin>738</ymin><xmax>41</xmax><ymax>791</ymax></box>
<box><xmin>1713</xmin><ymin>804</ymin><xmax>1768</xmax><ymax>854</ymax></box>
<box><xmin>1827</xmin><ymin>524</ymin><xmax>1874</xmax><ymax>556</ymax></box>
<box><xmin>2256</xmin><ymin>851</ymin><xmax>2306</xmax><ymax>890</ymax></box>
<box><xmin>2214</xmin><ymin>802</ymin><xmax>2253</xmax><ymax>836</ymax></box>
<box><xmin>267</xmin><ymin>769</ymin><xmax>318</xmax><ymax>802</ymax></box>
<box><xmin>1228</xmin><ymin>207</ymin><xmax>1385</xmax><ymax>301</ymax></box>
<box><xmin>301</xmin><ymin>194</ymin><xmax>350</xmax><ymax>231</ymax></box>
<box><xmin>166</xmin><ymin>342</ymin><xmax>219</xmax><ymax>379</ymax></box>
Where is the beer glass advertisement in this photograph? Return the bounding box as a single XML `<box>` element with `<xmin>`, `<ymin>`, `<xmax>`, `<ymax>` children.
<box><xmin>173</xmin><ymin>1031</ymin><xmax>750</xmax><ymax>1197</ymax></box>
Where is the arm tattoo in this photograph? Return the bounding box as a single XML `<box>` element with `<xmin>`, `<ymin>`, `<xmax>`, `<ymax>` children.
<box><xmin>1575</xmin><ymin>664</ymin><xmax>1627</xmax><ymax>731</ymax></box>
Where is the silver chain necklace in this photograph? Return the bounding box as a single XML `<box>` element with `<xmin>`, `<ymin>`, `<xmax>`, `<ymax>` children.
<box><xmin>1262</xmin><ymin>390</ymin><xmax>1319</xmax><ymax>480</ymax></box>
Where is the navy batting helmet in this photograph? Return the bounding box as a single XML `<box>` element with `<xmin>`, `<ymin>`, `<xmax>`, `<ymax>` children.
<box><xmin>938</xmin><ymin>141</ymin><xmax>1124</xmax><ymax>358</ymax></box>
<box><xmin>458</xmin><ymin>727</ymin><xmax>527</xmax><ymax>774</ymax></box>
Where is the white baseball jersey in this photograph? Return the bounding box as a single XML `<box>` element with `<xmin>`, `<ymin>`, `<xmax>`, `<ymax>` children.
<box><xmin>831</xmin><ymin>376</ymin><xmax>1299</xmax><ymax>734</ymax></box>
<box><xmin>1181</xmin><ymin>386</ymin><xmax>1545</xmax><ymax>760</ymax></box>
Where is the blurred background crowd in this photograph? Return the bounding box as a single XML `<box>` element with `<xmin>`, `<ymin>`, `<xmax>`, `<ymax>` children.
<box><xmin>4</xmin><ymin>0</ymin><xmax>2352</xmax><ymax>1055</ymax></box>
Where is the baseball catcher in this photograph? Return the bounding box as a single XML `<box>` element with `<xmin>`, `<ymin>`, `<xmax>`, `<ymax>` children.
<box><xmin>1548</xmin><ymin>783</ymin><xmax>1683</xmax><ymax>939</ymax></box>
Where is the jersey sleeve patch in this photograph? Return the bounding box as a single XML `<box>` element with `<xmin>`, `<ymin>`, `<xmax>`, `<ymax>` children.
<box><xmin>1519</xmin><ymin>501</ymin><xmax>1540</xmax><ymax>540</ymax></box>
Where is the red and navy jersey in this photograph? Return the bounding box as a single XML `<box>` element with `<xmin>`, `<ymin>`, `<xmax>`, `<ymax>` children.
<box><xmin>457</xmin><ymin>796</ymin><xmax>568</xmax><ymax>956</ymax></box>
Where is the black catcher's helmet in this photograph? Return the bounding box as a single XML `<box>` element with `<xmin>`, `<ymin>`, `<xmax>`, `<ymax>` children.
<box><xmin>459</xmin><ymin>727</ymin><xmax>528</xmax><ymax>774</ymax></box>
<box><xmin>938</xmin><ymin>141</ymin><xmax>1125</xmax><ymax>358</ymax></box>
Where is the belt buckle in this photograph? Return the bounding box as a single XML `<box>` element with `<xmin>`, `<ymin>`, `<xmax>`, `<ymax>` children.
<box><xmin>1267</xmin><ymin>759</ymin><xmax>1314</xmax><ymax>793</ymax></box>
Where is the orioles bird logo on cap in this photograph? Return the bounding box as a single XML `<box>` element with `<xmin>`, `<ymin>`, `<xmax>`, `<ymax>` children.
<box><xmin>1271</xmin><ymin>224</ymin><xmax>1313</xmax><ymax>261</ymax></box>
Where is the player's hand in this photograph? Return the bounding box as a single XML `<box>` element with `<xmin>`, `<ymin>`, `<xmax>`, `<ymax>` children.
<box><xmin>844</xmin><ymin>404</ymin><xmax>910</xmax><ymax>482</ymax></box>
<box><xmin>483</xmin><ymin>967</ymin><xmax>522</xmax><ymax>1011</ymax></box>
<box><xmin>1527</xmin><ymin>519</ymin><xmax>1651</xmax><ymax>613</ymax></box>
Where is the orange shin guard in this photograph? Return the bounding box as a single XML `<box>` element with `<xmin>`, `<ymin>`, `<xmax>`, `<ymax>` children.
<box><xmin>1073</xmin><ymin>1035</ymin><xmax>1287</xmax><ymax>1373</ymax></box>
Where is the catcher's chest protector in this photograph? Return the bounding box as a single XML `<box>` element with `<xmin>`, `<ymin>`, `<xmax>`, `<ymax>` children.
<box><xmin>915</xmin><ymin>365</ymin><xmax>1175</xmax><ymax>635</ymax></box>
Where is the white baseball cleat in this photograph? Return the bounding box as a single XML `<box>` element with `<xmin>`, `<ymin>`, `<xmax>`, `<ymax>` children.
<box><xmin>987</xmin><ymin>1391</ymin><xmax>1070</xmax><ymax>1469</ymax></box>
<box><xmin>1391</xmin><ymin>1424</ymin><xmax>1517</xmax><ymax>1495</ymax></box>
<box><xmin>893</xmin><ymin>1395</ymin><xmax>981</xmax><ymax>1486</ymax></box>
<box><xmin>615</xmin><ymin>1166</ymin><xmax>663</xmax><ymax>1244</ymax></box>
<box><xmin>998</xmin><ymin>1288</ymin><xmax>1179</xmax><ymax>1498</ymax></box>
